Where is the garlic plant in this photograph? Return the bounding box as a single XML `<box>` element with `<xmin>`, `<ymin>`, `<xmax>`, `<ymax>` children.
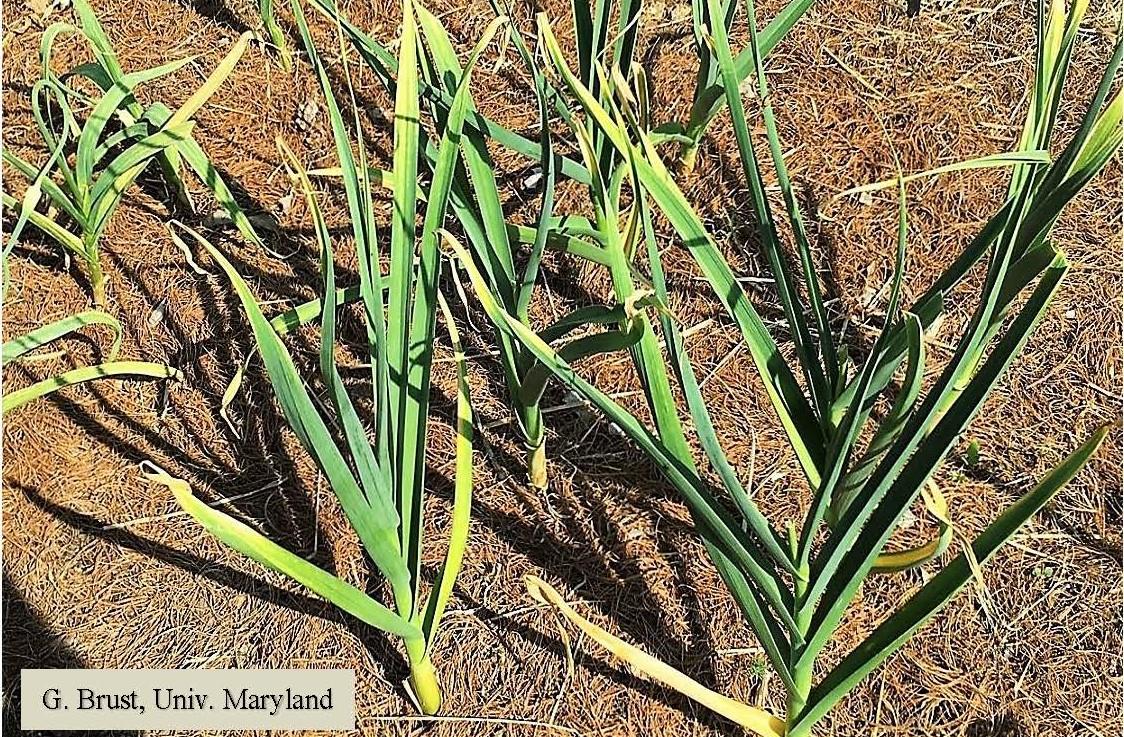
<box><xmin>2</xmin><ymin>0</ymin><xmax>262</xmax><ymax>306</ymax></box>
<box><xmin>449</xmin><ymin>0</ymin><xmax>1119</xmax><ymax>732</ymax></box>
<box><xmin>148</xmin><ymin>0</ymin><xmax>500</xmax><ymax>714</ymax></box>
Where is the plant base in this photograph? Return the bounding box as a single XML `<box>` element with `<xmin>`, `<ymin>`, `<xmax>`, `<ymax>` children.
<box><xmin>407</xmin><ymin>654</ymin><xmax>441</xmax><ymax>715</ymax></box>
<box><xmin>88</xmin><ymin>257</ymin><xmax>106</xmax><ymax>308</ymax></box>
<box><xmin>527</xmin><ymin>440</ymin><xmax>547</xmax><ymax>490</ymax></box>
<box><xmin>679</xmin><ymin>142</ymin><xmax>699</xmax><ymax>174</ymax></box>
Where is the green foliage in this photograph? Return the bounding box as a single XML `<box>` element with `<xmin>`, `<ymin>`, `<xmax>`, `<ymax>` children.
<box><xmin>449</xmin><ymin>0</ymin><xmax>1120</xmax><ymax>732</ymax></box>
<box><xmin>679</xmin><ymin>0</ymin><xmax>816</xmax><ymax>169</ymax></box>
<box><xmin>259</xmin><ymin>0</ymin><xmax>293</xmax><ymax>71</ymax></box>
<box><xmin>4</xmin><ymin>0</ymin><xmax>1111</xmax><ymax>730</ymax></box>
<box><xmin>1</xmin><ymin>0</ymin><xmax>262</xmax><ymax>306</ymax></box>
<box><xmin>284</xmin><ymin>0</ymin><xmax>808</xmax><ymax>490</ymax></box>
<box><xmin>149</xmin><ymin>0</ymin><xmax>497</xmax><ymax>714</ymax></box>
<box><xmin>1</xmin><ymin>310</ymin><xmax>180</xmax><ymax>414</ymax></box>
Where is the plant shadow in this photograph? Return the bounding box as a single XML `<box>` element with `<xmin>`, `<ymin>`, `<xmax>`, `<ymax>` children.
<box><xmin>2</xmin><ymin>573</ymin><xmax>139</xmax><ymax>737</ymax></box>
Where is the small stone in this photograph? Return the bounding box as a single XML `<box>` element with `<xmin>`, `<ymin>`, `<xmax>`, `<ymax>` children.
<box><xmin>204</xmin><ymin>209</ymin><xmax>234</xmax><ymax>228</ymax></box>
<box><xmin>147</xmin><ymin>299</ymin><xmax>167</xmax><ymax>328</ymax></box>
<box><xmin>522</xmin><ymin>167</ymin><xmax>543</xmax><ymax>191</ymax></box>
<box><xmin>295</xmin><ymin>99</ymin><xmax>318</xmax><ymax>131</ymax></box>
<box><xmin>275</xmin><ymin>190</ymin><xmax>295</xmax><ymax>216</ymax></box>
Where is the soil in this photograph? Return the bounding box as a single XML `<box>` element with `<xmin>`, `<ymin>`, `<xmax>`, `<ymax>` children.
<box><xmin>2</xmin><ymin>0</ymin><xmax>1121</xmax><ymax>735</ymax></box>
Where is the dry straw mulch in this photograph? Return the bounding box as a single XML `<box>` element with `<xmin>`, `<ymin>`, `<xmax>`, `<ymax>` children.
<box><xmin>2</xmin><ymin>0</ymin><xmax>1120</xmax><ymax>735</ymax></box>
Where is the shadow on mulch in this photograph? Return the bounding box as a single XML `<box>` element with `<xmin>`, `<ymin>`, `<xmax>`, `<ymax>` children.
<box><xmin>2</xmin><ymin>200</ymin><xmax>736</xmax><ymax>727</ymax></box>
<box><xmin>2</xmin><ymin>573</ymin><xmax>140</xmax><ymax>737</ymax></box>
<box><xmin>966</xmin><ymin>712</ymin><xmax>1029</xmax><ymax>737</ymax></box>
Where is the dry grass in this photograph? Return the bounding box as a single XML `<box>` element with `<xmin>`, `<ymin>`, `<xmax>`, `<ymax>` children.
<box><xmin>2</xmin><ymin>0</ymin><xmax>1120</xmax><ymax>735</ymax></box>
